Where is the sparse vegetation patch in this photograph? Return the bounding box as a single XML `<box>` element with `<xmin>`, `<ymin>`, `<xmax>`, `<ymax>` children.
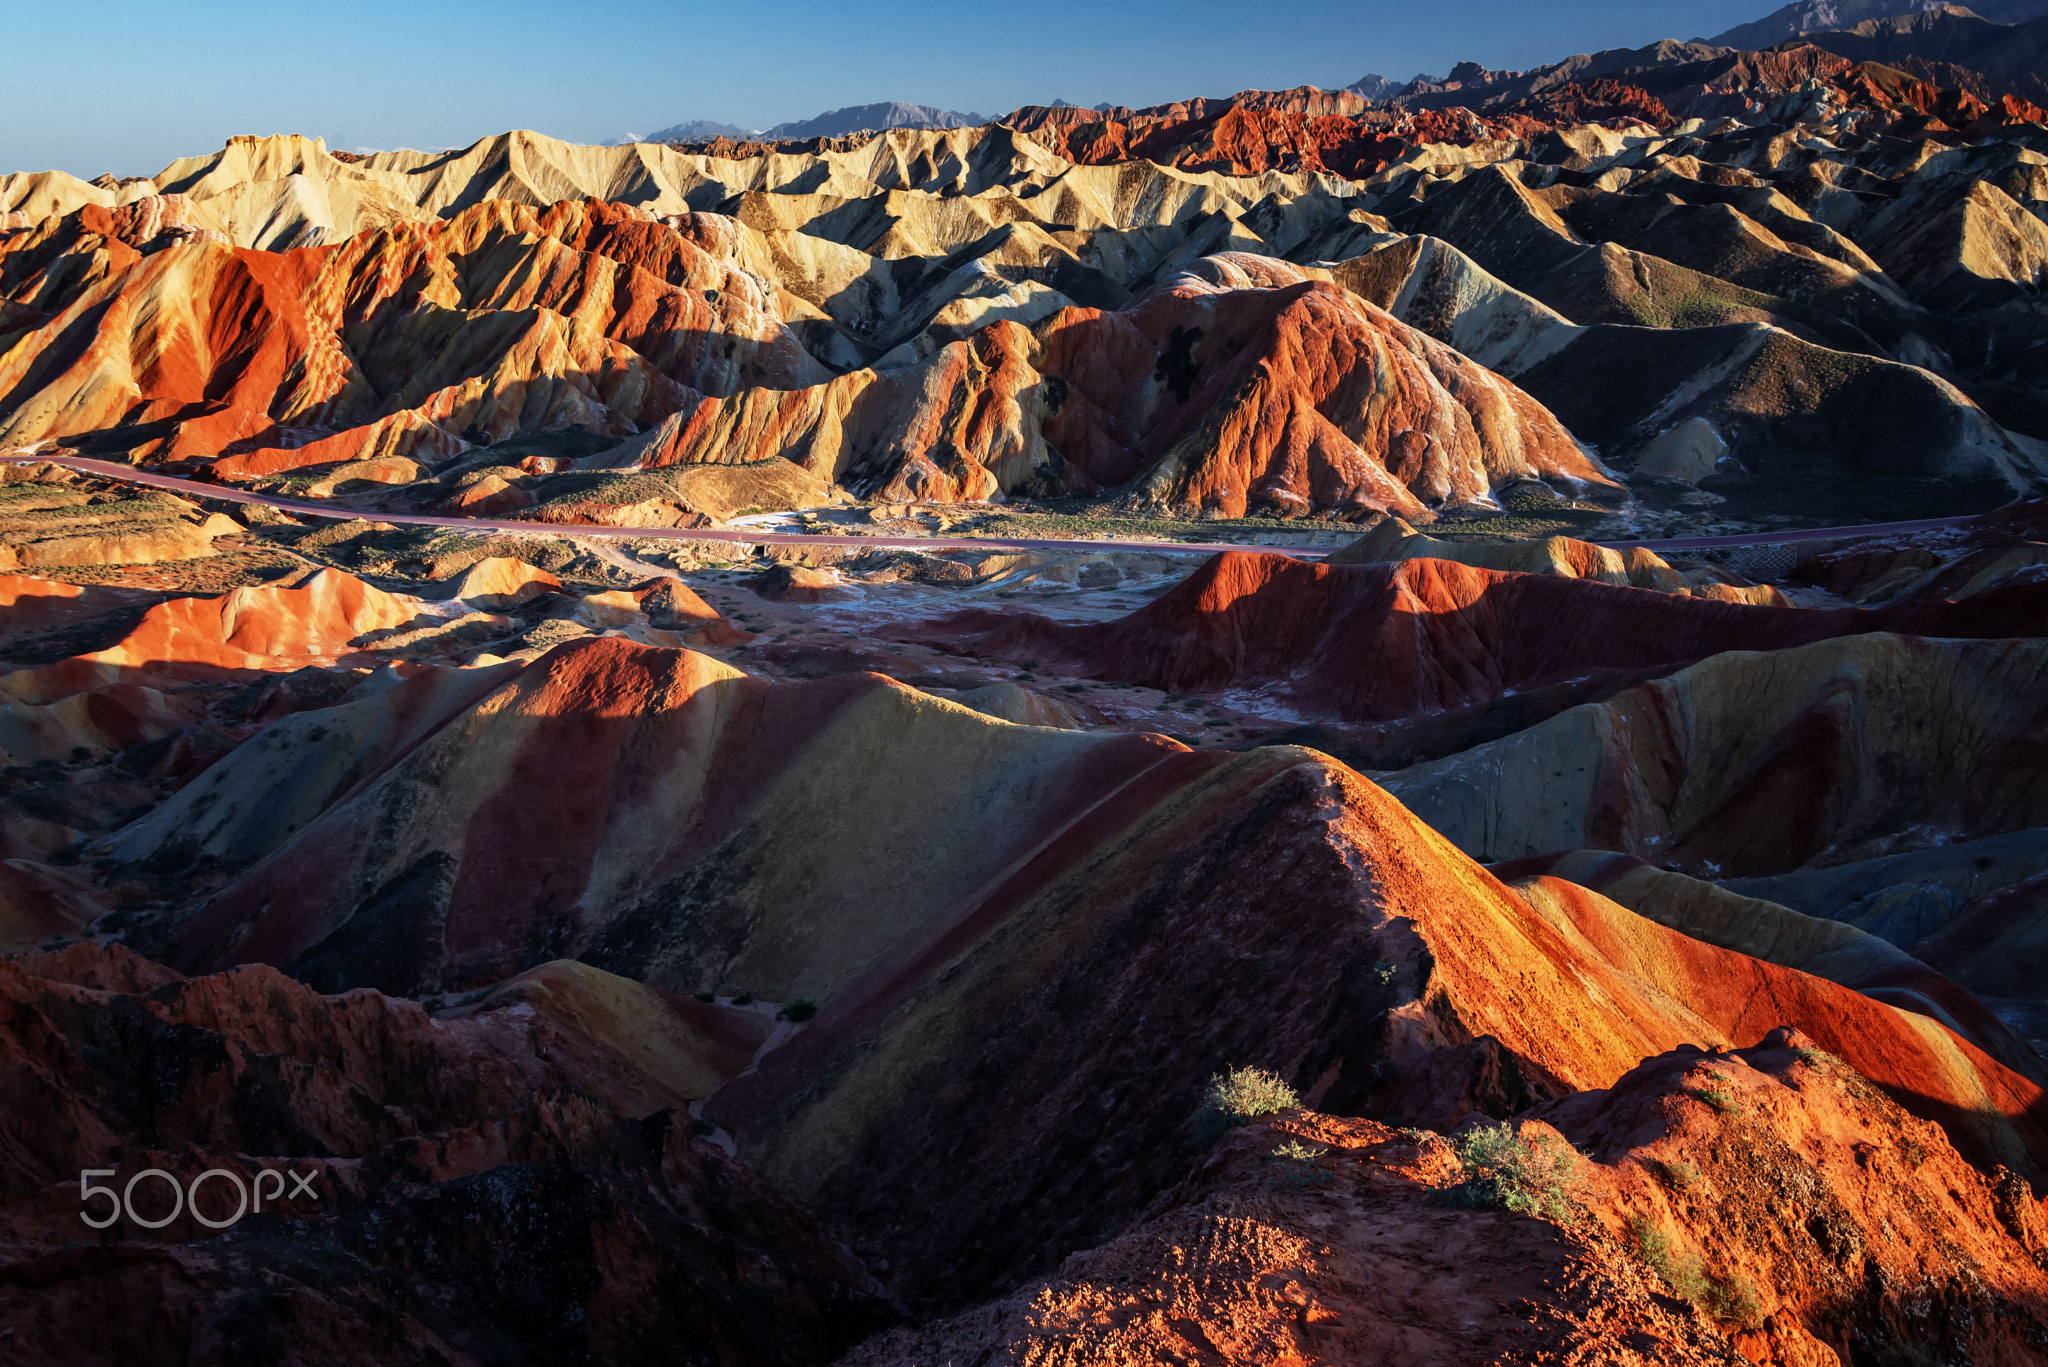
<box><xmin>1629</xmin><ymin>1214</ymin><xmax>1765</xmax><ymax>1328</ymax></box>
<box><xmin>1443</xmin><ymin>1121</ymin><xmax>1587</xmax><ymax>1222</ymax></box>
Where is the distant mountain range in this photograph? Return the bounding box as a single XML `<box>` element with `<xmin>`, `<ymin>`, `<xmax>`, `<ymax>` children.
<box><xmin>764</xmin><ymin>101</ymin><xmax>986</xmax><ymax>138</ymax></box>
<box><xmin>637</xmin><ymin>118</ymin><xmax>751</xmax><ymax>142</ymax></box>
<box><xmin>627</xmin><ymin>101</ymin><xmax>987</xmax><ymax>146</ymax></box>
<box><xmin>1346</xmin><ymin>73</ymin><xmax>1407</xmax><ymax>99</ymax></box>
<box><xmin>1705</xmin><ymin>0</ymin><xmax>2048</xmax><ymax>48</ymax></box>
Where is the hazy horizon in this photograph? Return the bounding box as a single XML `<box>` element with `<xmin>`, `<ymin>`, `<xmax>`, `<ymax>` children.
<box><xmin>2</xmin><ymin>0</ymin><xmax>1771</xmax><ymax>178</ymax></box>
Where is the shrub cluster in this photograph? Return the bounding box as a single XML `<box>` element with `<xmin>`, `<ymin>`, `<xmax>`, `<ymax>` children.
<box><xmin>1194</xmin><ymin>1066</ymin><xmax>1299</xmax><ymax>1144</ymax></box>
<box><xmin>1443</xmin><ymin>1121</ymin><xmax>1587</xmax><ymax>1222</ymax></box>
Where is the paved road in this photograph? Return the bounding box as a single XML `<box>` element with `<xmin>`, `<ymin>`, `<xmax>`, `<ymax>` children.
<box><xmin>0</xmin><ymin>454</ymin><xmax>1984</xmax><ymax>559</ymax></box>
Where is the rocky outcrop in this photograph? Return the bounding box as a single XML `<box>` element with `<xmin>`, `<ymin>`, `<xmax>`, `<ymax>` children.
<box><xmin>0</xmin><ymin>942</ymin><xmax>892</xmax><ymax>1365</ymax></box>
<box><xmin>0</xmin><ymin>481</ymin><xmax>241</xmax><ymax>570</ymax></box>
<box><xmin>1328</xmin><ymin>514</ymin><xmax>1694</xmax><ymax>589</ymax></box>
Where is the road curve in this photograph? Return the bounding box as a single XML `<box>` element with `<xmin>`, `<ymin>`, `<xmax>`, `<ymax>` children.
<box><xmin>0</xmin><ymin>454</ymin><xmax>1985</xmax><ymax>560</ymax></box>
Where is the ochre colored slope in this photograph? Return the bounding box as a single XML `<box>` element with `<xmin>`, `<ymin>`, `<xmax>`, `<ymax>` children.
<box><xmin>588</xmin><ymin>254</ymin><xmax>1613</xmax><ymax>515</ymax></box>
<box><xmin>705</xmin><ymin>749</ymin><xmax>2048</xmax><ymax>1307</ymax></box>
<box><xmin>1382</xmin><ymin>630</ymin><xmax>2048</xmax><ymax>876</ymax></box>
<box><xmin>0</xmin><ymin>198</ymin><xmax>822</xmax><ymax>470</ymax></box>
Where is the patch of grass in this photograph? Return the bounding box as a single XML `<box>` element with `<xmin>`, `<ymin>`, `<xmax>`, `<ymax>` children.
<box><xmin>1194</xmin><ymin>1065</ymin><xmax>1299</xmax><ymax>1144</ymax></box>
<box><xmin>1272</xmin><ymin>1139</ymin><xmax>1328</xmax><ymax>1162</ymax></box>
<box><xmin>1443</xmin><ymin>1121</ymin><xmax>1587</xmax><ymax>1223</ymax></box>
<box><xmin>1659</xmin><ymin>1159</ymin><xmax>1702</xmax><ymax>1191</ymax></box>
<box><xmin>1271</xmin><ymin>1140</ymin><xmax>1333</xmax><ymax>1186</ymax></box>
<box><xmin>1692</xmin><ymin>1072</ymin><xmax>1743</xmax><ymax>1115</ymax></box>
<box><xmin>1629</xmin><ymin>1215</ymin><xmax>1764</xmax><ymax>1328</ymax></box>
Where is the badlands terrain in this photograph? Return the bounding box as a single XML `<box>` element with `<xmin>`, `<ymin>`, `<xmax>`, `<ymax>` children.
<box><xmin>5</xmin><ymin>14</ymin><xmax>2048</xmax><ymax>1367</ymax></box>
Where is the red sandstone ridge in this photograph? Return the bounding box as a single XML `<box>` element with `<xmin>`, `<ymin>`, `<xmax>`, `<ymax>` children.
<box><xmin>1495</xmin><ymin>848</ymin><xmax>2046</xmax><ymax>1084</ymax></box>
<box><xmin>893</xmin><ymin>550</ymin><xmax>2048</xmax><ymax>733</ymax></box>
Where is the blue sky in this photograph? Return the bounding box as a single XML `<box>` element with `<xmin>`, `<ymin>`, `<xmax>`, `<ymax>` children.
<box><xmin>3</xmin><ymin>0</ymin><xmax>1770</xmax><ymax>176</ymax></box>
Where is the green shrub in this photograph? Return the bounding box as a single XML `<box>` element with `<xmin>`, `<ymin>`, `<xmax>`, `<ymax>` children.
<box><xmin>1194</xmin><ymin>1066</ymin><xmax>1299</xmax><ymax>1144</ymax></box>
<box><xmin>1444</xmin><ymin>1121</ymin><xmax>1587</xmax><ymax>1222</ymax></box>
<box><xmin>1209</xmin><ymin>1066</ymin><xmax>1298</xmax><ymax>1120</ymax></box>
<box><xmin>778</xmin><ymin>998</ymin><xmax>817</xmax><ymax>1022</ymax></box>
<box><xmin>1659</xmin><ymin>1159</ymin><xmax>1701</xmax><ymax>1191</ymax></box>
<box><xmin>1630</xmin><ymin>1214</ymin><xmax>1764</xmax><ymax>1328</ymax></box>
